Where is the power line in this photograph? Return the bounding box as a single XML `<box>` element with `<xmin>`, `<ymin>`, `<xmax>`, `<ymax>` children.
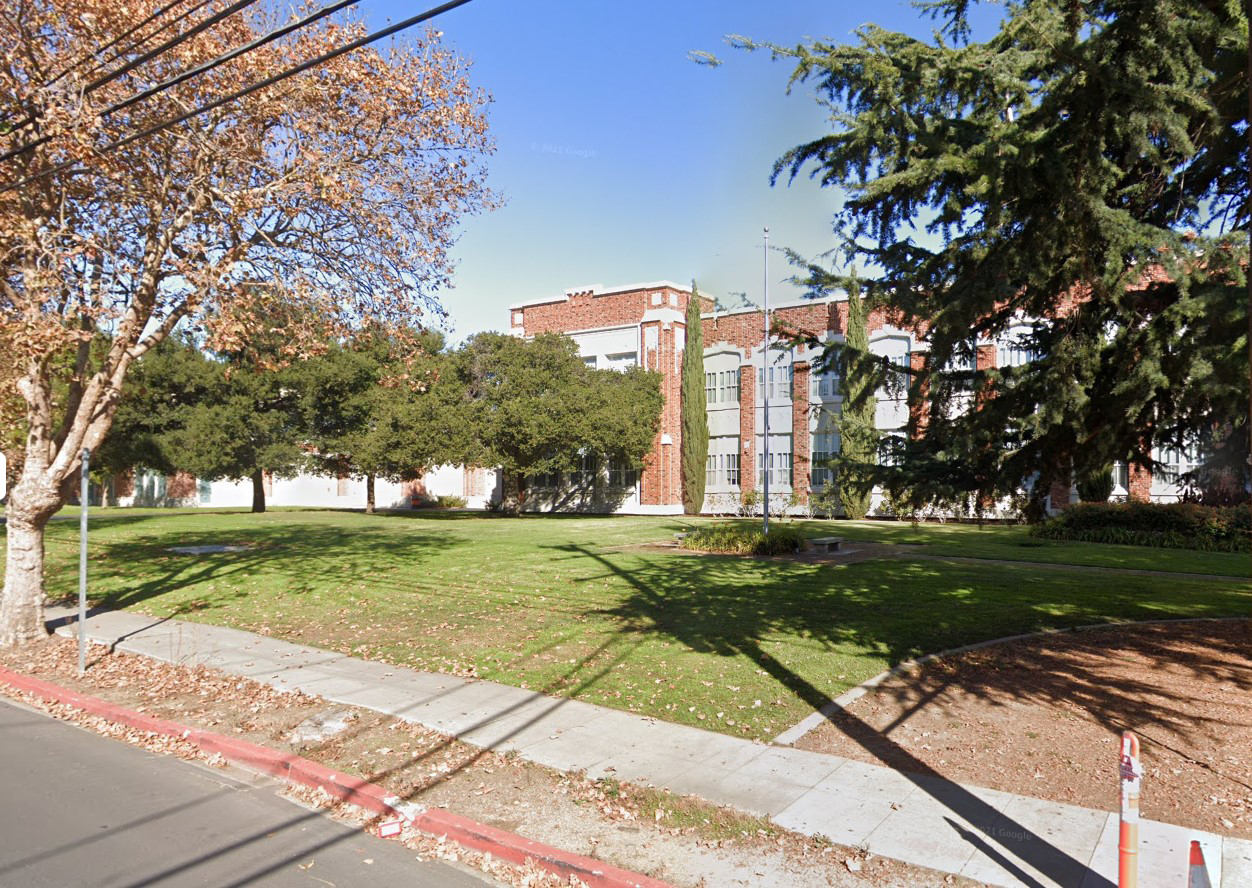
<box><xmin>82</xmin><ymin>0</ymin><xmax>263</xmax><ymax>95</ymax></box>
<box><xmin>84</xmin><ymin>0</ymin><xmax>219</xmax><ymax>82</ymax></box>
<box><xmin>43</xmin><ymin>0</ymin><xmax>189</xmax><ymax>92</ymax></box>
<box><xmin>1</xmin><ymin>0</ymin><xmax>475</xmax><ymax>194</ymax></box>
<box><xmin>2</xmin><ymin>0</ymin><xmax>358</xmax><ymax>166</ymax></box>
<box><xmin>1</xmin><ymin>0</ymin><xmax>260</xmax><ymax>141</ymax></box>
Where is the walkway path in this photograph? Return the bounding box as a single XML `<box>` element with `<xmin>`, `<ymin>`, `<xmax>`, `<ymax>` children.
<box><xmin>48</xmin><ymin>606</ymin><xmax>1252</xmax><ymax>888</ymax></box>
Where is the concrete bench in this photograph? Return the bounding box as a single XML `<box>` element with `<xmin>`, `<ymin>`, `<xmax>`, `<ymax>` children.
<box><xmin>810</xmin><ymin>536</ymin><xmax>844</xmax><ymax>553</ymax></box>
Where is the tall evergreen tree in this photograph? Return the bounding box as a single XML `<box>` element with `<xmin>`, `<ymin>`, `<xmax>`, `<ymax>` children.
<box><xmin>680</xmin><ymin>284</ymin><xmax>710</xmax><ymax>514</ymax></box>
<box><xmin>835</xmin><ymin>273</ymin><xmax>878</xmax><ymax>520</ymax></box>
<box><xmin>736</xmin><ymin>0</ymin><xmax>1248</xmax><ymax>512</ymax></box>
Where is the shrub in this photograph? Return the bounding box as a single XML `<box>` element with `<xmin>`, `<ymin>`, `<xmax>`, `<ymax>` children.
<box><xmin>737</xmin><ymin>488</ymin><xmax>761</xmax><ymax>517</ymax></box>
<box><xmin>436</xmin><ymin>494</ymin><xmax>468</xmax><ymax>509</ymax></box>
<box><xmin>680</xmin><ymin>523</ymin><xmax>804</xmax><ymax>556</ymax></box>
<box><xmin>1076</xmin><ymin>468</ymin><xmax>1115</xmax><ymax>503</ymax></box>
<box><xmin>1030</xmin><ymin>501</ymin><xmax>1250</xmax><ymax>552</ymax></box>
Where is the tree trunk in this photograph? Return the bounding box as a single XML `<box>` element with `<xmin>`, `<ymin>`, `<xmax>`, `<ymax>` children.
<box><xmin>0</xmin><ymin>477</ymin><xmax>62</xmax><ymax>646</ymax></box>
<box><xmin>251</xmin><ymin>469</ymin><xmax>266</xmax><ymax>513</ymax></box>
<box><xmin>365</xmin><ymin>474</ymin><xmax>376</xmax><ymax>514</ymax></box>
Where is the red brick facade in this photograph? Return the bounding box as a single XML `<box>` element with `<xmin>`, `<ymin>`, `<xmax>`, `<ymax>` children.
<box><xmin>166</xmin><ymin>471</ymin><xmax>197</xmax><ymax>500</ymax></box>
<box><xmin>511</xmin><ymin>282</ymin><xmax>1159</xmax><ymax>514</ymax></box>
<box><xmin>738</xmin><ymin>365</ymin><xmax>756</xmax><ymax>492</ymax></box>
<box><xmin>1128</xmin><ymin>463</ymin><xmax>1153</xmax><ymax>502</ymax></box>
<box><xmin>791</xmin><ymin>362</ymin><xmax>811</xmax><ymax>502</ymax></box>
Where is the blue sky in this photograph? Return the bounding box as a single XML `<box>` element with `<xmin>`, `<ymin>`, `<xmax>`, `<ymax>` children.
<box><xmin>366</xmin><ymin>1</ymin><xmax>1006</xmax><ymax>339</ymax></box>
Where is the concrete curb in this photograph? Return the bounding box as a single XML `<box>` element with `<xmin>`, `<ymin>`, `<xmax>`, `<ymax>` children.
<box><xmin>773</xmin><ymin>616</ymin><xmax>1251</xmax><ymax>746</ymax></box>
<box><xmin>0</xmin><ymin>665</ymin><xmax>672</xmax><ymax>888</ymax></box>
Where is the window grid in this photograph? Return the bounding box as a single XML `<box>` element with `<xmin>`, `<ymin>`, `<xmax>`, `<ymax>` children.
<box><xmin>756</xmin><ymin>436</ymin><xmax>794</xmax><ymax>487</ymax></box>
<box><xmin>757</xmin><ymin>365</ymin><xmax>794</xmax><ymax>401</ymax></box>
<box><xmin>608</xmin><ymin>456</ymin><xmax>638</xmax><ymax>489</ymax></box>
<box><xmin>811</xmin><ymin>430</ymin><xmax>839</xmax><ymax>487</ymax></box>
<box><xmin>570</xmin><ymin>452</ymin><xmax>597</xmax><ymax>487</ymax></box>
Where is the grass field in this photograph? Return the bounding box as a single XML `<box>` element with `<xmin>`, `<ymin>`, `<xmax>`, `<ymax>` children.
<box><xmin>9</xmin><ymin>508</ymin><xmax>1250</xmax><ymax>741</ymax></box>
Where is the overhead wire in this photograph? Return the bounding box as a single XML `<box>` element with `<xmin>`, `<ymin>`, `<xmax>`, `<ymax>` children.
<box><xmin>1</xmin><ymin>0</ymin><xmax>261</xmax><ymax>142</ymax></box>
<box><xmin>1</xmin><ymin>0</ymin><xmax>476</xmax><ymax>194</ymax></box>
<box><xmin>82</xmin><ymin>0</ymin><xmax>220</xmax><ymax>82</ymax></box>
<box><xmin>42</xmin><ymin>0</ymin><xmax>189</xmax><ymax>91</ymax></box>
<box><xmin>1</xmin><ymin>0</ymin><xmax>358</xmax><ymax>166</ymax></box>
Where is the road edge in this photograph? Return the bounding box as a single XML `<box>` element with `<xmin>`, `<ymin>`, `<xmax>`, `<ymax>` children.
<box><xmin>0</xmin><ymin>665</ymin><xmax>672</xmax><ymax>888</ymax></box>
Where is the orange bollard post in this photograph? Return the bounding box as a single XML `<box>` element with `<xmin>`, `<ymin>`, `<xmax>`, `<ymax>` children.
<box><xmin>1187</xmin><ymin>840</ymin><xmax>1213</xmax><ymax>888</ymax></box>
<box><xmin>1118</xmin><ymin>731</ymin><xmax>1142</xmax><ymax>888</ymax></box>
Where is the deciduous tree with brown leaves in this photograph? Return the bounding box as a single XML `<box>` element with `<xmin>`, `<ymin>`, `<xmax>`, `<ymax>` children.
<box><xmin>0</xmin><ymin>0</ymin><xmax>496</xmax><ymax>645</ymax></box>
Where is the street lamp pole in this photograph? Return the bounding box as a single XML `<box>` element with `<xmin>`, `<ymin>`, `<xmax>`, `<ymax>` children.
<box><xmin>762</xmin><ymin>227</ymin><xmax>770</xmax><ymax>534</ymax></box>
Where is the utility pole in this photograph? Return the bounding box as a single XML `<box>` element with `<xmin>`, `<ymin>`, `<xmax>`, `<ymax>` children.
<box><xmin>79</xmin><ymin>447</ymin><xmax>89</xmax><ymax>674</ymax></box>
<box><xmin>762</xmin><ymin>227</ymin><xmax>770</xmax><ymax>534</ymax></box>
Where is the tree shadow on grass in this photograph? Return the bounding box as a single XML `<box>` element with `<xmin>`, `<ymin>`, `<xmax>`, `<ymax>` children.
<box><xmin>546</xmin><ymin>542</ymin><xmax>1252</xmax><ymax>886</ymax></box>
<box><xmin>45</xmin><ymin>522</ymin><xmax>462</xmax><ymax>618</ymax></box>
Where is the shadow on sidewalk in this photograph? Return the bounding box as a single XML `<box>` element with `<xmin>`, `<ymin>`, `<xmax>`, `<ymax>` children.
<box><xmin>554</xmin><ymin>541</ymin><xmax>1119</xmax><ymax>887</ymax></box>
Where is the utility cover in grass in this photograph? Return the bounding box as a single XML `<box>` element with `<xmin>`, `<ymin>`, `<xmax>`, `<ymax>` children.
<box><xmin>167</xmin><ymin>545</ymin><xmax>250</xmax><ymax>555</ymax></box>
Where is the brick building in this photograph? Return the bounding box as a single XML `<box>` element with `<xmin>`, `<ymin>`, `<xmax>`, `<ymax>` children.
<box><xmin>509</xmin><ymin>280</ymin><xmax>1197</xmax><ymax>515</ymax></box>
<box><xmin>94</xmin><ymin>279</ymin><xmax>1195</xmax><ymax>514</ymax></box>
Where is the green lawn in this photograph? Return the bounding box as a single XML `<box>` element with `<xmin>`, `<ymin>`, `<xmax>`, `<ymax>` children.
<box><xmin>9</xmin><ymin>508</ymin><xmax>1250</xmax><ymax>742</ymax></box>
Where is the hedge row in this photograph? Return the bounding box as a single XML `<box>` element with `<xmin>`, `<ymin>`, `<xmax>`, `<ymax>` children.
<box><xmin>1030</xmin><ymin>502</ymin><xmax>1251</xmax><ymax>553</ymax></box>
<box><xmin>681</xmin><ymin>524</ymin><xmax>805</xmax><ymax>556</ymax></box>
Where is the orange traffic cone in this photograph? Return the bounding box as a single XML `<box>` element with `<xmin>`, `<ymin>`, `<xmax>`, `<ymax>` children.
<box><xmin>1188</xmin><ymin>840</ymin><xmax>1213</xmax><ymax>888</ymax></box>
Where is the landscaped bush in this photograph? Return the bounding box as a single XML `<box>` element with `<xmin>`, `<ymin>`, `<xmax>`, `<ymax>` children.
<box><xmin>680</xmin><ymin>524</ymin><xmax>804</xmax><ymax>556</ymax></box>
<box><xmin>1031</xmin><ymin>502</ymin><xmax>1251</xmax><ymax>552</ymax></box>
<box><xmin>436</xmin><ymin>494</ymin><xmax>468</xmax><ymax>509</ymax></box>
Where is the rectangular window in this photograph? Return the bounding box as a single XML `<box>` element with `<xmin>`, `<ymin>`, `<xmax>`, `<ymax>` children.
<box><xmin>720</xmin><ymin>369</ymin><xmax>740</xmax><ymax>404</ymax></box>
<box><xmin>608</xmin><ymin>456</ymin><xmax>638</xmax><ymax>489</ymax></box>
<box><xmin>1153</xmin><ymin>443</ymin><xmax>1200</xmax><ymax>487</ymax></box>
<box><xmin>756</xmin><ymin>435</ymin><xmax>793</xmax><ymax>487</ymax></box>
<box><xmin>757</xmin><ymin>365</ymin><xmax>793</xmax><ymax>401</ymax></box>
<box><xmin>878</xmin><ymin>434</ymin><xmax>906</xmax><ymax>466</ymax></box>
<box><xmin>705</xmin><ymin>371</ymin><xmax>717</xmax><ymax>404</ymax></box>
<box><xmin>336</xmin><ymin>476</ymin><xmax>349</xmax><ymax>497</ymax></box>
<box><xmin>814</xmin><ymin>370</ymin><xmax>838</xmax><ymax>399</ymax></box>
<box><xmin>197</xmin><ymin>479</ymin><xmax>212</xmax><ymax>504</ymax></box>
<box><xmin>811</xmin><ymin>428</ymin><xmax>840</xmax><ymax>488</ymax></box>
<box><xmin>583</xmin><ymin>356</ymin><xmax>598</xmax><ymax>368</ymax></box>
<box><xmin>605</xmin><ymin>352</ymin><xmax>637</xmax><ymax>372</ymax></box>
<box><xmin>531</xmin><ymin>468</ymin><xmax>560</xmax><ymax>489</ymax></box>
<box><xmin>569</xmin><ymin>452</ymin><xmax>597</xmax><ymax>487</ymax></box>
<box><xmin>707</xmin><ymin>436</ymin><xmax>741</xmax><ymax>489</ymax></box>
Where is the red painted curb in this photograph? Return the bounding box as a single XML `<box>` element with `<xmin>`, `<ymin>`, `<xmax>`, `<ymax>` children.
<box><xmin>0</xmin><ymin>666</ymin><xmax>672</xmax><ymax>888</ymax></box>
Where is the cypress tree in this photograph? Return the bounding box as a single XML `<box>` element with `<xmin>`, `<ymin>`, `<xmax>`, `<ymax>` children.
<box><xmin>680</xmin><ymin>283</ymin><xmax>710</xmax><ymax>514</ymax></box>
<box><xmin>836</xmin><ymin>272</ymin><xmax>877</xmax><ymax>520</ymax></box>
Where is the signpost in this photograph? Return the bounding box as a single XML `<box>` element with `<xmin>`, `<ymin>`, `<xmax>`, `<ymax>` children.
<box><xmin>1118</xmin><ymin>730</ymin><xmax>1142</xmax><ymax>888</ymax></box>
<box><xmin>79</xmin><ymin>447</ymin><xmax>89</xmax><ymax>675</ymax></box>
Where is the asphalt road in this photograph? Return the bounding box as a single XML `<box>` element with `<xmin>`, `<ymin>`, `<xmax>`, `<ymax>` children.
<box><xmin>0</xmin><ymin>697</ymin><xmax>499</xmax><ymax>888</ymax></box>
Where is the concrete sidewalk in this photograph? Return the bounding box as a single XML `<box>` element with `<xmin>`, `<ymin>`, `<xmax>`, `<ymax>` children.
<box><xmin>48</xmin><ymin>607</ymin><xmax>1252</xmax><ymax>888</ymax></box>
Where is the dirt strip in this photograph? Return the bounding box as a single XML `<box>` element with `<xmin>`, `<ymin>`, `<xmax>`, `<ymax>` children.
<box><xmin>798</xmin><ymin>620</ymin><xmax>1252</xmax><ymax>840</ymax></box>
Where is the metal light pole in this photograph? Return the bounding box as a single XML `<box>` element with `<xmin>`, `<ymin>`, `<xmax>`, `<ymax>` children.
<box><xmin>762</xmin><ymin>227</ymin><xmax>770</xmax><ymax>534</ymax></box>
<box><xmin>79</xmin><ymin>447</ymin><xmax>89</xmax><ymax>674</ymax></box>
